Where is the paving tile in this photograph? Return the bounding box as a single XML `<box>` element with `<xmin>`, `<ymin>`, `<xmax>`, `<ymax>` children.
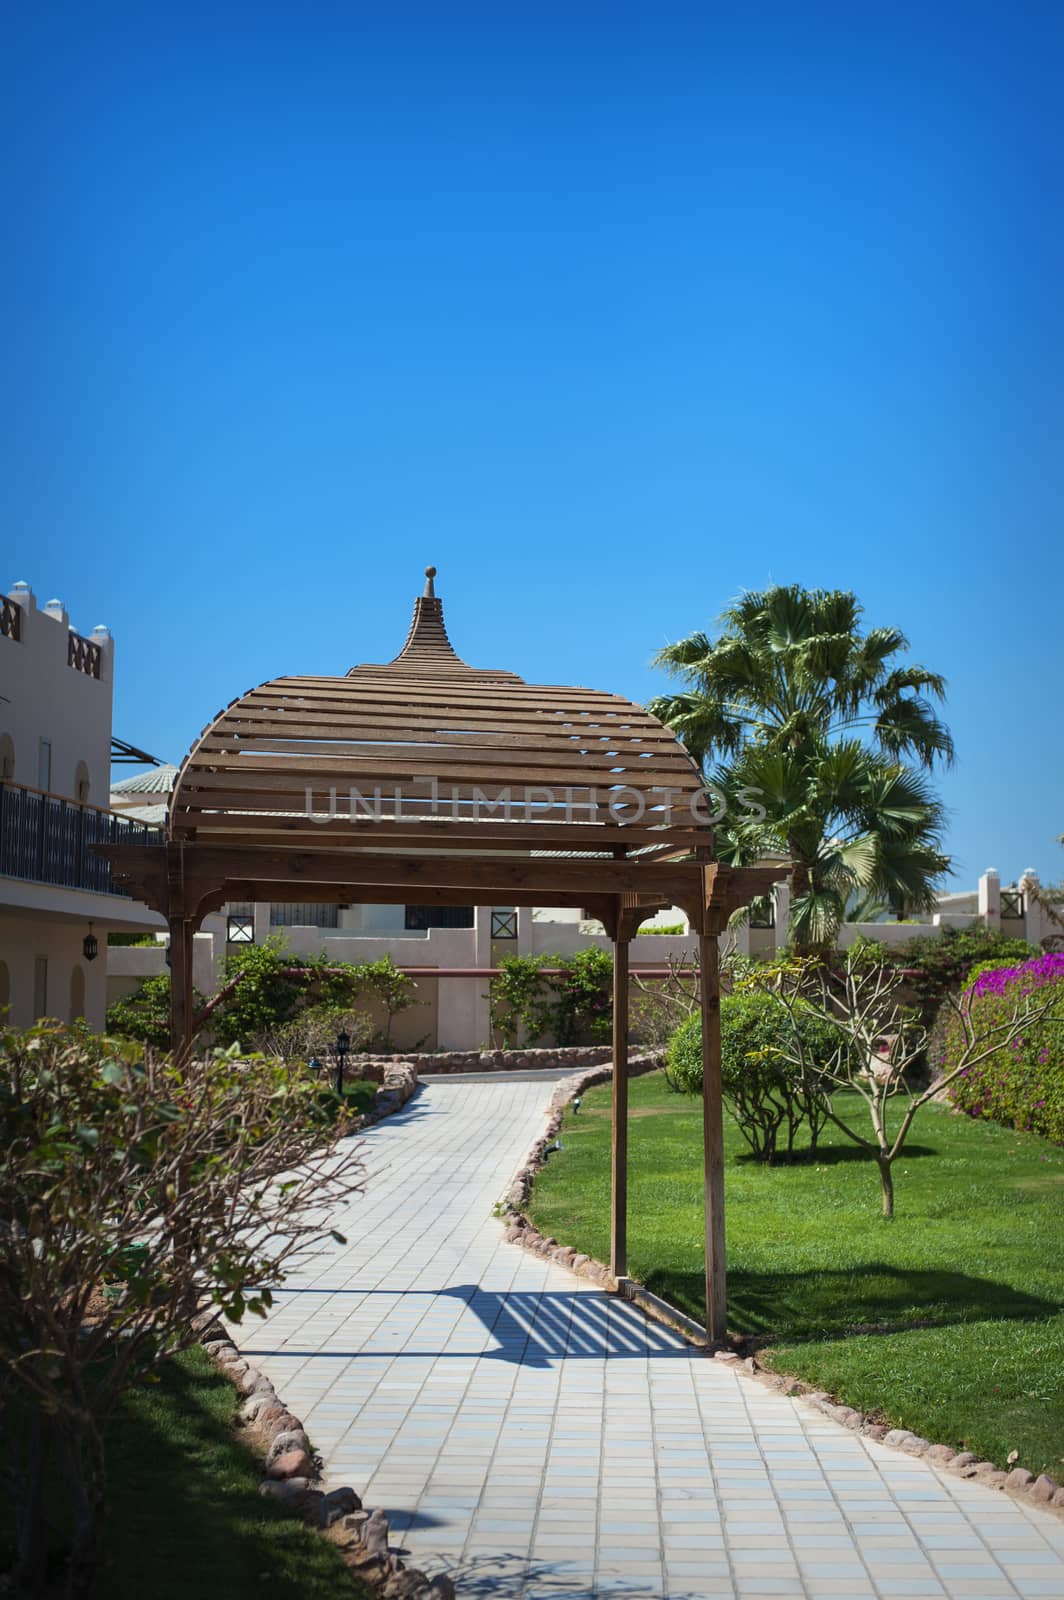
<box><xmin>234</xmin><ymin>1075</ymin><xmax>1063</xmax><ymax>1600</ymax></box>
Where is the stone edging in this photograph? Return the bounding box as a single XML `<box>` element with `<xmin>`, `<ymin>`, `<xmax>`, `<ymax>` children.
<box><xmin>497</xmin><ymin>1053</ymin><xmax>663</xmax><ymax>1285</ymax></box>
<box><xmin>190</xmin><ymin>1067</ymin><xmax>451</xmax><ymax>1599</ymax></box>
<box><xmin>352</xmin><ymin>1060</ymin><xmax>419</xmax><ymax>1128</ymax></box>
<box><xmin>498</xmin><ymin>1060</ymin><xmax>1064</xmax><ymax>1522</ymax></box>
<box><xmin>354</xmin><ymin>1046</ymin><xmax>615</xmax><ymax>1077</ymax></box>
<box><xmin>197</xmin><ymin>1319</ymin><xmax>455</xmax><ymax>1599</ymax></box>
<box><xmin>726</xmin><ymin>1352</ymin><xmax>1064</xmax><ymax>1517</ymax></box>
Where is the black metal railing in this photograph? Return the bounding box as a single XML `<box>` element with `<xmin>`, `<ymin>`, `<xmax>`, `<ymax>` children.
<box><xmin>0</xmin><ymin>782</ymin><xmax>163</xmax><ymax>896</ymax></box>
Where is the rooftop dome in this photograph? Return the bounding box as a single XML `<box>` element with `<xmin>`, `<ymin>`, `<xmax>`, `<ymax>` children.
<box><xmin>111</xmin><ymin>763</ymin><xmax>179</xmax><ymax>795</ymax></box>
<box><xmin>168</xmin><ymin>570</ymin><xmax>709</xmax><ymax>855</ymax></box>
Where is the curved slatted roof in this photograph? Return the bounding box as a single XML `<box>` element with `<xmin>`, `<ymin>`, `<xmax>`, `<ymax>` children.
<box><xmin>169</xmin><ymin>569</ymin><xmax>710</xmax><ymax>855</ymax></box>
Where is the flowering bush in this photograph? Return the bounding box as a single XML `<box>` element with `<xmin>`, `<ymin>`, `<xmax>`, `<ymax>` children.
<box><xmin>946</xmin><ymin>954</ymin><xmax>1064</xmax><ymax>1145</ymax></box>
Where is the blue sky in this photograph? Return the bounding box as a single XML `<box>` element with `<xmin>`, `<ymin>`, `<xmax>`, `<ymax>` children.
<box><xmin>4</xmin><ymin>2</ymin><xmax>1062</xmax><ymax>885</ymax></box>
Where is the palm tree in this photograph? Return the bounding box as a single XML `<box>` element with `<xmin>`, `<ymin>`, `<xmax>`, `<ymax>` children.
<box><xmin>649</xmin><ymin>586</ymin><xmax>953</xmax><ymax>955</ymax></box>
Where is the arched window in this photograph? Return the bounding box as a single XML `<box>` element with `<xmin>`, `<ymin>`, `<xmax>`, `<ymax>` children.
<box><xmin>69</xmin><ymin>963</ymin><xmax>86</xmax><ymax>1023</ymax></box>
<box><xmin>0</xmin><ymin>733</ymin><xmax>14</xmax><ymax>781</ymax></box>
<box><xmin>75</xmin><ymin>761</ymin><xmax>91</xmax><ymax>805</ymax></box>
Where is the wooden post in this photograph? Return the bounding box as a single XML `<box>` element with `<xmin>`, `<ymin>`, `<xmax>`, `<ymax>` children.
<box><xmin>169</xmin><ymin>915</ymin><xmax>194</xmax><ymax>1062</ymax></box>
<box><xmin>700</xmin><ymin>931</ymin><xmax>727</xmax><ymax>1342</ymax></box>
<box><xmin>610</xmin><ymin>932</ymin><xmax>630</xmax><ymax>1281</ymax></box>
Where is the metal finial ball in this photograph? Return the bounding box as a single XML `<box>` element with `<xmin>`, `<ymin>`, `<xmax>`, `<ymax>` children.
<box><xmin>425</xmin><ymin>565</ymin><xmax>437</xmax><ymax>578</ymax></box>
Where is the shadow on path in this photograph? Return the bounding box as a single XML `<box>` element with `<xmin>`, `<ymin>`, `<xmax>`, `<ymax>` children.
<box><xmin>245</xmin><ymin>1284</ymin><xmax>687</xmax><ymax>1367</ymax></box>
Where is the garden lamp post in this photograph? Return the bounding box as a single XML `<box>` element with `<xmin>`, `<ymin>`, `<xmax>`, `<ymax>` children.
<box><xmin>334</xmin><ymin>1029</ymin><xmax>351</xmax><ymax>1099</ymax></box>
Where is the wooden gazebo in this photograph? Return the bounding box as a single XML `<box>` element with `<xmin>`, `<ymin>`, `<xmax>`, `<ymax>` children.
<box><xmin>104</xmin><ymin>568</ymin><xmax>780</xmax><ymax>1341</ymax></box>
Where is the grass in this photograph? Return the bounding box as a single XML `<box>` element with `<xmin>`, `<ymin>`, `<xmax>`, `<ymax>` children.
<box><xmin>48</xmin><ymin>1347</ymin><xmax>366</xmax><ymax>1599</ymax></box>
<box><xmin>103</xmin><ymin>1347</ymin><xmax>368</xmax><ymax>1599</ymax></box>
<box><xmin>529</xmin><ymin>1069</ymin><xmax>1064</xmax><ymax>1476</ymax></box>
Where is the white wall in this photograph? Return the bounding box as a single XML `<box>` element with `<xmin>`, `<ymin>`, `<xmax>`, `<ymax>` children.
<box><xmin>1</xmin><ymin>582</ymin><xmax>114</xmax><ymax>806</ymax></box>
<box><xmin>0</xmin><ymin>912</ymin><xmax>107</xmax><ymax>1029</ymax></box>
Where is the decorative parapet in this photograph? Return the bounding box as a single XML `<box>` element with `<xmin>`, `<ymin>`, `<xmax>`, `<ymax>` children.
<box><xmin>68</xmin><ymin>630</ymin><xmax>102</xmax><ymax>678</ymax></box>
<box><xmin>0</xmin><ymin>595</ymin><xmax>21</xmax><ymax>641</ymax></box>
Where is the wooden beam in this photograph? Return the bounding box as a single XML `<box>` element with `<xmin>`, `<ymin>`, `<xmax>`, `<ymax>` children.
<box><xmin>609</xmin><ymin>932</ymin><xmax>630</xmax><ymax>1281</ymax></box>
<box><xmin>169</xmin><ymin>915</ymin><xmax>194</xmax><ymax>1063</ymax></box>
<box><xmin>100</xmin><ymin>842</ymin><xmax>706</xmax><ymax>910</ymax></box>
<box><xmin>699</xmin><ymin>931</ymin><xmax>727</xmax><ymax>1344</ymax></box>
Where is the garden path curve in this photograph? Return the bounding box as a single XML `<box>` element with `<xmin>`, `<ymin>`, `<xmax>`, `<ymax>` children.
<box><xmin>241</xmin><ymin>1074</ymin><xmax>1064</xmax><ymax>1600</ymax></box>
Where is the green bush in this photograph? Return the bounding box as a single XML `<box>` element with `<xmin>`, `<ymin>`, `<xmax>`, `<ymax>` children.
<box><xmin>945</xmin><ymin>955</ymin><xmax>1064</xmax><ymax>1145</ymax></box>
<box><xmin>105</xmin><ymin>973</ymin><xmax>207</xmax><ymax>1049</ymax></box>
<box><xmin>490</xmin><ymin>948</ymin><xmax>613</xmax><ymax>1046</ymax></box>
<box><xmin>254</xmin><ymin>1004</ymin><xmax>374</xmax><ymax>1063</ymax></box>
<box><xmin>666</xmin><ymin>990</ymin><xmax>839</xmax><ymax>1161</ymax></box>
<box><xmin>106</xmin><ymin>940</ymin><xmax>415</xmax><ymax>1053</ymax></box>
<box><xmin>880</xmin><ymin>926</ymin><xmax>1038</xmax><ymax>1006</ymax></box>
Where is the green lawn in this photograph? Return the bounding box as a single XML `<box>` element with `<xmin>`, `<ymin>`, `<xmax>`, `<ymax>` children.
<box><xmin>2</xmin><ymin>1349</ymin><xmax>367</xmax><ymax>1597</ymax></box>
<box><xmin>104</xmin><ymin>1348</ymin><xmax>366</xmax><ymax>1599</ymax></box>
<box><xmin>529</xmin><ymin>1069</ymin><xmax>1064</xmax><ymax>1476</ymax></box>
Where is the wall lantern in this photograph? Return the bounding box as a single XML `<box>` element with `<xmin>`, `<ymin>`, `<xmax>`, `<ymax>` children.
<box><xmin>83</xmin><ymin>922</ymin><xmax>98</xmax><ymax>962</ymax></box>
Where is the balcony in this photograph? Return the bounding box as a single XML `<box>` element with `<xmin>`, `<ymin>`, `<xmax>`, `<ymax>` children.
<box><xmin>0</xmin><ymin>782</ymin><xmax>164</xmax><ymax>897</ymax></box>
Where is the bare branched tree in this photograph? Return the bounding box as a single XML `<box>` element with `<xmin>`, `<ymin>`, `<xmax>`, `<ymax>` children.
<box><xmin>631</xmin><ymin>936</ymin><xmax>742</xmax><ymax>1051</ymax></box>
<box><xmin>0</xmin><ymin>1024</ymin><xmax>365</xmax><ymax>1597</ymax></box>
<box><xmin>759</xmin><ymin>950</ymin><xmax>1053</xmax><ymax>1217</ymax></box>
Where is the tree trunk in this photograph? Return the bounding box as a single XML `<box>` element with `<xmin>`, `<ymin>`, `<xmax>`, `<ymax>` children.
<box><xmin>14</xmin><ymin>1406</ymin><xmax>51</xmax><ymax>1595</ymax></box>
<box><xmin>877</xmin><ymin>1156</ymin><xmax>895</xmax><ymax>1220</ymax></box>
<box><xmin>64</xmin><ymin>1427</ymin><xmax>107</xmax><ymax>1600</ymax></box>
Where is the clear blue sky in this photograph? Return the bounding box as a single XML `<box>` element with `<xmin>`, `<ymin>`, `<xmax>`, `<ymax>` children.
<box><xmin>4</xmin><ymin>2</ymin><xmax>1062</xmax><ymax>885</ymax></box>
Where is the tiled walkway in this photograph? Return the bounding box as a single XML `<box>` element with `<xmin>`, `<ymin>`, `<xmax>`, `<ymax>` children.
<box><xmin>241</xmin><ymin>1076</ymin><xmax>1064</xmax><ymax>1599</ymax></box>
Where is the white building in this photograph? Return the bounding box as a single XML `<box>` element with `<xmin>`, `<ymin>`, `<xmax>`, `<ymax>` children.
<box><xmin>0</xmin><ymin>580</ymin><xmax>164</xmax><ymax>1029</ymax></box>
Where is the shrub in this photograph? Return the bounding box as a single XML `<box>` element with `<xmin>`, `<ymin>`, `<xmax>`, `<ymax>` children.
<box><xmin>945</xmin><ymin>954</ymin><xmax>1064</xmax><ymax>1145</ymax></box>
<box><xmin>254</xmin><ymin>1003</ymin><xmax>374</xmax><ymax>1063</ymax></box>
<box><xmin>0</xmin><ymin>1021</ymin><xmax>364</xmax><ymax>1592</ymax></box>
<box><xmin>490</xmin><ymin>948</ymin><xmax>613</xmax><ymax>1046</ymax></box>
<box><xmin>105</xmin><ymin>972</ymin><xmax>207</xmax><ymax>1049</ymax></box>
<box><xmin>666</xmin><ymin>990</ymin><xmax>838</xmax><ymax>1161</ymax></box>
<box><xmin>880</xmin><ymin>926</ymin><xmax>1038</xmax><ymax>1006</ymax></box>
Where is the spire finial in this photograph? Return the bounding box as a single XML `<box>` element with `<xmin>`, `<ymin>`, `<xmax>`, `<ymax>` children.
<box><xmin>423</xmin><ymin>565</ymin><xmax>437</xmax><ymax>597</ymax></box>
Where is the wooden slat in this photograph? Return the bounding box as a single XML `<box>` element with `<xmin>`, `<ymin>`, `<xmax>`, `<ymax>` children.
<box><xmin>198</xmin><ymin>725</ymin><xmax>679</xmax><ymax>754</ymax></box>
<box><xmin>221</xmin><ymin>722</ymin><xmax>676</xmax><ymax>747</ymax></box>
<box><xmin>247</xmin><ymin>679</ymin><xmax>642</xmax><ymax>712</ymax></box>
<box><xmin>179</xmin><ymin>755</ymin><xmax>698</xmax><ymax>790</ymax></box>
